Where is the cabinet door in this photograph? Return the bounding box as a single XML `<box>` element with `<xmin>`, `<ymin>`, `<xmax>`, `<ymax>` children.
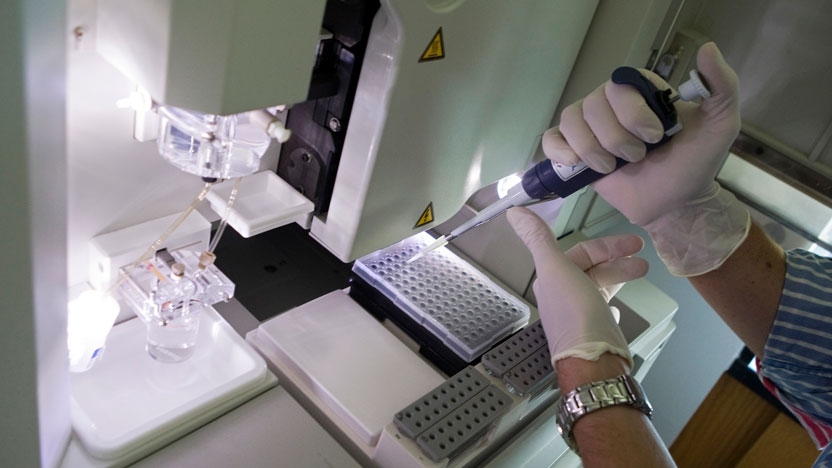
<box><xmin>670</xmin><ymin>372</ymin><xmax>817</xmax><ymax>468</ymax></box>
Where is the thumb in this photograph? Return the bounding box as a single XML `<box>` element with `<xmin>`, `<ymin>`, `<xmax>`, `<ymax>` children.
<box><xmin>696</xmin><ymin>42</ymin><xmax>740</xmax><ymax>118</ymax></box>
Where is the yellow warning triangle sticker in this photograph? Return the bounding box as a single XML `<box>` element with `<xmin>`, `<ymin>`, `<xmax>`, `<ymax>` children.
<box><xmin>414</xmin><ymin>202</ymin><xmax>435</xmax><ymax>228</ymax></box>
<box><xmin>419</xmin><ymin>28</ymin><xmax>445</xmax><ymax>62</ymax></box>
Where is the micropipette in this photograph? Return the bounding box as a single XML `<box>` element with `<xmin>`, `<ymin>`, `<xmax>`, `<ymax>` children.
<box><xmin>407</xmin><ymin>67</ymin><xmax>711</xmax><ymax>264</ymax></box>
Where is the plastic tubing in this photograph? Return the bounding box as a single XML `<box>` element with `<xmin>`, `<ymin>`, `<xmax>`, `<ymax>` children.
<box><xmin>208</xmin><ymin>177</ymin><xmax>241</xmax><ymax>254</ymax></box>
<box><xmin>107</xmin><ymin>182</ymin><xmax>214</xmax><ymax>295</ymax></box>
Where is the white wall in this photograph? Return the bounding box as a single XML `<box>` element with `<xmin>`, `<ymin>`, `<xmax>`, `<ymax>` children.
<box><xmin>693</xmin><ymin>0</ymin><xmax>832</xmax><ymax>161</ymax></box>
<box><xmin>0</xmin><ymin>3</ymin><xmax>43</xmax><ymax>464</ymax></box>
<box><xmin>661</xmin><ymin>0</ymin><xmax>832</xmax><ymax>174</ymax></box>
<box><xmin>0</xmin><ymin>0</ymin><xmax>71</xmax><ymax>466</ymax></box>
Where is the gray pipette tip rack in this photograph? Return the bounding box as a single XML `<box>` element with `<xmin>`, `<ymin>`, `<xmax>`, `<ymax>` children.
<box><xmin>353</xmin><ymin>232</ymin><xmax>530</xmax><ymax>362</ymax></box>
<box><xmin>481</xmin><ymin>320</ymin><xmax>557</xmax><ymax>396</ymax></box>
<box><xmin>393</xmin><ymin>366</ymin><xmax>490</xmax><ymax>439</ymax></box>
<box><xmin>480</xmin><ymin>321</ymin><xmax>547</xmax><ymax>378</ymax></box>
<box><xmin>415</xmin><ymin>384</ymin><xmax>510</xmax><ymax>462</ymax></box>
<box><xmin>502</xmin><ymin>346</ymin><xmax>555</xmax><ymax>396</ymax></box>
<box><xmin>393</xmin><ymin>366</ymin><xmax>511</xmax><ymax>462</ymax></box>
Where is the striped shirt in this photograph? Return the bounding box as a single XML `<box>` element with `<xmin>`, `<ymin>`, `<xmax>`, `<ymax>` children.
<box><xmin>759</xmin><ymin>249</ymin><xmax>832</xmax><ymax>467</ymax></box>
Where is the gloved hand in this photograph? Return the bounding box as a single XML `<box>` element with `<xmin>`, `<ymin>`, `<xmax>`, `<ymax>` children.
<box><xmin>542</xmin><ymin>43</ymin><xmax>749</xmax><ymax>276</ymax></box>
<box><xmin>507</xmin><ymin>206</ymin><xmax>648</xmax><ymax>366</ymax></box>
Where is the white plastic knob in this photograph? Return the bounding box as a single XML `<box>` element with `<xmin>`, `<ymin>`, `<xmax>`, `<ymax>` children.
<box><xmin>677</xmin><ymin>70</ymin><xmax>711</xmax><ymax>101</ymax></box>
<box><xmin>267</xmin><ymin>120</ymin><xmax>292</xmax><ymax>143</ymax></box>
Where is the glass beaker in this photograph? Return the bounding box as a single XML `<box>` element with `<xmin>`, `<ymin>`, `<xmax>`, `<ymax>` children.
<box><xmin>146</xmin><ymin>263</ymin><xmax>203</xmax><ymax>363</ymax></box>
<box><xmin>146</xmin><ymin>296</ymin><xmax>204</xmax><ymax>363</ymax></box>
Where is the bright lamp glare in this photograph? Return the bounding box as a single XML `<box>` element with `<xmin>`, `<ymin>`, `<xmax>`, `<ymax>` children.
<box><xmin>115</xmin><ymin>87</ymin><xmax>152</xmax><ymax>111</ymax></box>
<box><xmin>67</xmin><ymin>290</ymin><xmax>120</xmax><ymax>372</ymax></box>
<box><xmin>497</xmin><ymin>173</ymin><xmax>522</xmax><ymax>198</ymax></box>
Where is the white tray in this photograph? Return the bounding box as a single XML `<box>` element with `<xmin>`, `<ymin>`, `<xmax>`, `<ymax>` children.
<box><xmin>207</xmin><ymin>171</ymin><xmax>314</xmax><ymax>238</ymax></box>
<box><xmin>70</xmin><ymin>307</ymin><xmax>272</xmax><ymax>462</ymax></box>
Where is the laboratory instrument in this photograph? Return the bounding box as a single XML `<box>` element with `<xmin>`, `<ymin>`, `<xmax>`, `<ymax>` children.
<box><xmin>89</xmin><ymin>0</ymin><xmax>600</xmax><ymax>262</ymax></box>
<box><xmin>408</xmin><ymin>67</ymin><xmax>712</xmax><ymax>263</ymax></box>
<box><xmin>8</xmin><ymin>0</ymin><xmax>693</xmax><ymax>466</ymax></box>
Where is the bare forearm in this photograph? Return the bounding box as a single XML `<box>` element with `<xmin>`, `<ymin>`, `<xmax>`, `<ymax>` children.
<box><xmin>571</xmin><ymin>407</ymin><xmax>674</xmax><ymax>468</ymax></box>
<box><xmin>557</xmin><ymin>355</ymin><xmax>676</xmax><ymax>467</ymax></box>
<box><xmin>688</xmin><ymin>222</ymin><xmax>785</xmax><ymax>357</ymax></box>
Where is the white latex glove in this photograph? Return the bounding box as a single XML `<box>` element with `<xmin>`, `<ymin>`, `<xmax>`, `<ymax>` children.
<box><xmin>507</xmin><ymin>207</ymin><xmax>648</xmax><ymax>367</ymax></box>
<box><xmin>543</xmin><ymin>42</ymin><xmax>739</xmax><ymax>225</ymax></box>
<box><xmin>542</xmin><ymin>43</ymin><xmax>748</xmax><ymax>276</ymax></box>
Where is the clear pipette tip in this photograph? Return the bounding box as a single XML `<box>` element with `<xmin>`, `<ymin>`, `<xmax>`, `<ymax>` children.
<box><xmin>406</xmin><ymin>234</ymin><xmax>455</xmax><ymax>264</ymax></box>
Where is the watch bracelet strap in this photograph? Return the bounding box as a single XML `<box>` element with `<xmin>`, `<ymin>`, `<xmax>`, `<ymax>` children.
<box><xmin>556</xmin><ymin>374</ymin><xmax>653</xmax><ymax>453</ymax></box>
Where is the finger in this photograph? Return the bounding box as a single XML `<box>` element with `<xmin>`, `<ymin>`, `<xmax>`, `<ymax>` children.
<box><xmin>637</xmin><ymin>45</ymin><xmax>738</xmax><ymax>127</ymax></box>
<box><xmin>583</xmin><ymin>84</ymin><xmax>647</xmax><ymax>163</ymax></box>
<box><xmin>506</xmin><ymin>206</ymin><xmax>563</xmax><ymax>270</ymax></box>
<box><xmin>694</xmin><ymin>42</ymin><xmax>740</xmax><ymax>117</ymax></box>
<box><xmin>605</xmin><ymin>79</ymin><xmax>665</xmax><ymax>144</ymax></box>
<box><xmin>565</xmin><ymin>234</ymin><xmax>645</xmax><ymax>272</ymax></box>
<box><xmin>541</xmin><ymin>127</ymin><xmax>580</xmax><ymax>166</ymax></box>
<box><xmin>507</xmin><ymin>207</ymin><xmax>595</xmax><ymax>287</ymax></box>
<box><xmin>585</xmin><ymin>256</ymin><xmax>649</xmax><ymax>289</ymax></box>
<box><xmin>514</xmin><ymin>210</ymin><xmax>632</xmax><ymax>365</ymax></box>
<box><xmin>559</xmin><ymin>101</ymin><xmax>618</xmax><ymax>174</ymax></box>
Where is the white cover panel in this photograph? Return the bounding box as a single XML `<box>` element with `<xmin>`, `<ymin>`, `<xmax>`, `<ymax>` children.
<box><xmin>96</xmin><ymin>0</ymin><xmax>327</xmax><ymax>114</ymax></box>
<box><xmin>250</xmin><ymin>290</ymin><xmax>445</xmax><ymax>446</ymax></box>
<box><xmin>312</xmin><ymin>0</ymin><xmax>599</xmax><ymax>261</ymax></box>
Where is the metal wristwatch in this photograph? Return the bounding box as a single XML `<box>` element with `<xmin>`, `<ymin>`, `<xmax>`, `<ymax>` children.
<box><xmin>555</xmin><ymin>374</ymin><xmax>653</xmax><ymax>453</ymax></box>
